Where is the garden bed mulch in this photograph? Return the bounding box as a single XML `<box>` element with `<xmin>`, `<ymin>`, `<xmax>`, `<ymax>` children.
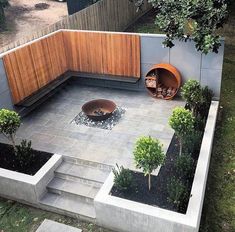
<box><xmin>111</xmin><ymin>135</ymin><xmax>199</xmax><ymax>214</ymax></box>
<box><xmin>0</xmin><ymin>143</ymin><xmax>52</xmax><ymax>176</ymax></box>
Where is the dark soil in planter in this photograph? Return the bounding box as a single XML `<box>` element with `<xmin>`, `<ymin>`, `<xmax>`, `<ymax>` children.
<box><xmin>111</xmin><ymin>135</ymin><xmax>201</xmax><ymax>214</ymax></box>
<box><xmin>0</xmin><ymin>143</ymin><xmax>52</xmax><ymax>176</ymax></box>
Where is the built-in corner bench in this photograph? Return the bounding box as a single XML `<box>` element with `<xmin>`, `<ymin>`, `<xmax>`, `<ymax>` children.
<box><xmin>16</xmin><ymin>71</ymin><xmax>140</xmax><ymax>115</ymax></box>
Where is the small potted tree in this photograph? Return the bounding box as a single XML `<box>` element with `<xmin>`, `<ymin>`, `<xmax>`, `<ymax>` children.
<box><xmin>134</xmin><ymin>136</ymin><xmax>165</xmax><ymax>191</ymax></box>
<box><xmin>0</xmin><ymin>109</ymin><xmax>20</xmax><ymax>153</ymax></box>
<box><xmin>169</xmin><ymin>107</ymin><xmax>195</xmax><ymax>156</ymax></box>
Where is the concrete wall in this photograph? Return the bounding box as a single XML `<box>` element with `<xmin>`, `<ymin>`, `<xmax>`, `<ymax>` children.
<box><xmin>140</xmin><ymin>34</ymin><xmax>224</xmax><ymax>98</ymax></box>
<box><xmin>0</xmin><ymin>31</ymin><xmax>224</xmax><ymax>112</ymax></box>
<box><xmin>0</xmin><ymin>58</ymin><xmax>14</xmax><ymax>110</ymax></box>
<box><xmin>94</xmin><ymin>101</ymin><xmax>219</xmax><ymax>232</ymax></box>
<box><xmin>0</xmin><ymin>154</ymin><xmax>62</xmax><ymax>204</ymax></box>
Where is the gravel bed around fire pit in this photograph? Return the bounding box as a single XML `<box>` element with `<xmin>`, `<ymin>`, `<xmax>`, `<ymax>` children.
<box><xmin>72</xmin><ymin>106</ymin><xmax>126</xmax><ymax>130</ymax></box>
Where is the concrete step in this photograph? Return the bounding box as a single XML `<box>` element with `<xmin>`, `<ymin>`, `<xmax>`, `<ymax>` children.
<box><xmin>40</xmin><ymin>192</ymin><xmax>96</xmax><ymax>222</ymax></box>
<box><xmin>47</xmin><ymin>177</ymin><xmax>99</xmax><ymax>203</ymax></box>
<box><xmin>36</xmin><ymin>219</ymin><xmax>82</xmax><ymax>232</ymax></box>
<box><xmin>63</xmin><ymin>156</ymin><xmax>113</xmax><ymax>172</ymax></box>
<box><xmin>55</xmin><ymin>162</ymin><xmax>111</xmax><ymax>186</ymax></box>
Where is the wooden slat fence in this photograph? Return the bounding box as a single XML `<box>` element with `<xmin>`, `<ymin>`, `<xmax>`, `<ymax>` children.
<box><xmin>0</xmin><ymin>0</ymin><xmax>151</xmax><ymax>53</ymax></box>
<box><xmin>2</xmin><ymin>30</ymin><xmax>140</xmax><ymax>104</ymax></box>
<box><xmin>63</xmin><ymin>31</ymin><xmax>140</xmax><ymax>77</ymax></box>
<box><xmin>3</xmin><ymin>32</ymin><xmax>67</xmax><ymax>104</ymax></box>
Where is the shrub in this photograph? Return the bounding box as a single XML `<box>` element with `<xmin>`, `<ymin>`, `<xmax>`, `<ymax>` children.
<box><xmin>112</xmin><ymin>164</ymin><xmax>134</xmax><ymax>193</ymax></box>
<box><xmin>198</xmin><ymin>86</ymin><xmax>213</xmax><ymax>119</ymax></box>
<box><xmin>167</xmin><ymin>177</ymin><xmax>186</xmax><ymax>208</ymax></box>
<box><xmin>181</xmin><ymin>80</ymin><xmax>213</xmax><ymax>119</ymax></box>
<box><xmin>175</xmin><ymin>154</ymin><xmax>194</xmax><ymax>178</ymax></box>
<box><xmin>134</xmin><ymin>136</ymin><xmax>165</xmax><ymax>191</ymax></box>
<box><xmin>169</xmin><ymin>107</ymin><xmax>195</xmax><ymax>156</ymax></box>
<box><xmin>0</xmin><ymin>109</ymin><xmax>20</xmax><ymax>153</ymax></box>
<box><xmin>181</xmin><ymin>80</ymin><xmax>202</xmax><ymax>117</ymax></box>
<box><xmin>183</xmin><ymin>130</ymin><xmax>203</xmax><ymax>155</ymax></box>
<box><xmin>15</xmin><ymin>140</ymin><xmax>35</xmax><ymax>170</ymax></box>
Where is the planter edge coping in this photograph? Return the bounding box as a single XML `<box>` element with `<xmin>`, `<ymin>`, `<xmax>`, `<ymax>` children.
<box><xmin>0</xmin><ymin>154</ymin><xmax>62</xmax><ymax>185</ymax></box>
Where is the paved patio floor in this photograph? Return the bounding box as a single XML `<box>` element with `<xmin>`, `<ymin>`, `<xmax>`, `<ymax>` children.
<box><xmin>2</xmin><ymin>84</ymin><xmax>184</xmax><ymax>170</ymax></box>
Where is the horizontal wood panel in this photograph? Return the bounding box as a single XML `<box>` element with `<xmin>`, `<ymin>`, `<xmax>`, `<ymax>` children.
<box><xmin>63</xmin><ymin>31</ymin><xmax>141</xmax><ymax>78</ymax></box>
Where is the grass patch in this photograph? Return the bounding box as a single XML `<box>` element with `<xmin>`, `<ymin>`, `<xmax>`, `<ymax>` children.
<box><xmin>0</xmin><ymin>198</ymin><xmax>111</xmax><ymax>232</ymax></box>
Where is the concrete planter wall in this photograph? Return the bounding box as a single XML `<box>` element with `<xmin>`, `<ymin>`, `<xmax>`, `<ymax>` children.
<box><xmin>0</xmin><ymin>154</ymin><xmax>62</xmax><ymax>204</ymax></box>
<box><xmin>94</xmin><ymin>101</ymin><xmax>219</xmax><ymax>232</ymax></box>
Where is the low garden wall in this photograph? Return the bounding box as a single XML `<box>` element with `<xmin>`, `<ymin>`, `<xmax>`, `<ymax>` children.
<box><xmin>0</xmin><ymin>154</ymin><xmax>62</xmax><ymax>204</ymax></box>
<box><xmin>94</xmin><ymin>101</ymin><xmax>219</xmax><ymax>232</ymax></box>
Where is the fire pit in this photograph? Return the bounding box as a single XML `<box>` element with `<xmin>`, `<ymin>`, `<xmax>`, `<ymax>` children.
<box><xmin>82</xmin><ymin>99</ymin><xmax>116</xmax><ymax>121</ymax></box>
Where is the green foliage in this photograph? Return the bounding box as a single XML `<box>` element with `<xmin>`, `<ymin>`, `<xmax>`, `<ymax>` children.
<box><xmin>169</xmin><ymin>107</ymin><xmax>195</xmax><ymax>156</ymax></box>
<box><xmin>181</xmin><ymin>80</ymin><xmax>202</xmax><ymax>114</ymax></box>
<box><xmin>175</xmin><ymin>154</ymin><xmax>194</xmax><ymax>178</ymax></box>
<box><xmin>169</xmin><ymin>107</ymin><xmax>195</xmax><ymax>139</ymax></box>
<box><xmin>134</xmin><ymin>136</ymin><xmax>165</xmax><ymax>190</ymax></box>
<box><xmin>15</xmin><ymin>140</ymin><xmax>35</xmax><ymax>170</ymax></box>
<box><xmin>0</xmin><ymin>109</ymin><xmax>20</xmax><ymax>151</ymax></box>
<box><xmin>167</xmin><ymin>177</ymin><xmax>186</xmax><ymax>208</ymax></box>
<box><xmin>181</xmin><ymin>80</ymin><xmax>213</xmax><ymax>119</ymax></box>
<box><xmin>148</xmin><ymin>0</ymin><xmax>229</xmax><ymax>54</ymax></box>
<box><xmin>112</xmin><ymin>164</ymin><xmax>134</xmax><ymax>193</ymax></box>
<box><xmin>183</xmin><ymin>130</ymin><xmax>203</xmax><ymax>155</ymax></box>
<box><xmin>198</xmin><ymin>86</ymin><xmax>213</xmax><ymax>119</ymax></box>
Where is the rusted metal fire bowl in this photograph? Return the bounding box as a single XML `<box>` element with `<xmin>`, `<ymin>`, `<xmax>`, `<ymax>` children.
<box><xmin>82</xmin><ymin>99</ymin><xmax>116</xmax><ymax>121</ymax></box>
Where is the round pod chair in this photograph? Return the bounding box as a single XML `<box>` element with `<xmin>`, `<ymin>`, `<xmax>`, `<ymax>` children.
<box><xmin>145</xmin><ymin>63</ymin><xmax>181</xmax><ymax>100</ymax></box>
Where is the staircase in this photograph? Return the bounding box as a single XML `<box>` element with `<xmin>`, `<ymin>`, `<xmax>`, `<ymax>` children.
<box><xmin>40</xmin><ymin>156</ymin><xmax>112</xmax><ymax>222</ymax></box>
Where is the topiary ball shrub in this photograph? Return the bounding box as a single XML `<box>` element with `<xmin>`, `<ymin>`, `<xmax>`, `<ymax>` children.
<box><xmin>134</xmin><ymin>136</ymin><xmax>165</xmax><ymax>191</ymax></box>
<box><xmin>0</xmin><ymin>109</ymin><xmax>20</xmax><ymax>153</ymax></box>
<box><xmin>112</xmin><ymin>164</ymin><xmax>134</xmax><ymax>193</ymax></box>
<box><xmin>169</xmin><ymin>107</ymin><xmax>195</xmax><ymax>156</ymax></box>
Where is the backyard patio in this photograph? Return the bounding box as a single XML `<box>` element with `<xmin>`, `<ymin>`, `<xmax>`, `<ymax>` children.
<box><xmin>9</xmin><ymin>84</ymin><xmax>184</xmax><ymax>170</ymax></box>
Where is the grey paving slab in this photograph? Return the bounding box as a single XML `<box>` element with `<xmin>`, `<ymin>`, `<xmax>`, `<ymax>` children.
<box><xmin>36</xmin><ymin>219</ymin><xmax>82</xmax><ymax>232</ymax></box>
<box><xmin>0</xmin><ymin>84</ymin><xmax>184</xmax><ymax>170</ymax></box>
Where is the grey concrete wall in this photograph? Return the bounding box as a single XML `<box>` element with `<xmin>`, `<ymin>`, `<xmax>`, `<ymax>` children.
<box><xmin>0</xmin><ymin>58</ymin><xmax>14</xmax><ymax>110</ymax></box>
<box><xmin>0</xmin><ymin>154</ymin><xmax>62</xmax><ymax>204</ymax></box>
<box><xmin>140</xmin><ymin>34</ymin><xmax>224</xmax><ymax>98</ymax></box>
<box><xmin>94</xmin><ymin>101</ymin><xmax>219</xmax><ymax>232</ymax></box>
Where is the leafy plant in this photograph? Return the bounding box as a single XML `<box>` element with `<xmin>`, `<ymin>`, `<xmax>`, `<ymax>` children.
<box><xmin>183</xmin><ymin>130</ymin><xmax>203</xmax><ymax>155</ymax></box>
<box><xmin>181</xmin><ymin>80</ymin><xmax>202</xmax><ymax>117</ymax></box>
<box><xmin>15</xmin><ymin>140</ymin><xmax>35</xmax><ymax>170</ymax></box>
<box><xmin>198</xmin><ymin>86</ymin><xmax>213</xmax><ymax>119</ymax></box>
<box><xmin>133</xmin><ymin>136</ymin><xmax>165</xmax><ymax>191</ymax></box>
<box><xmin>169</xmin><ymin>107</ymin><xmax>195</xmax><ymax>156</ymax></box>
<box><xmin>167</xmin><ymin>177</ymin><xmax>186</xmax><ymax>208</ymax></box>
<box><xmin>181</xmin><ymin>80</ymin><xmax>213</xmax><ymax>119</ymax></box>
<box><xmin>148</xmin><ymin>0</ymin><xmax>229</xmax><ymax>54</ymax></box>
<box><xmin>112</xmin><ymin>164</ymin><xmax>134</xmax><ymax>193</ymax></box>
<box><xmin>175</xmin><ymin>154</ymin><xmax>194</xmax><ymax>178</ymax></box>
<box><xmin>0</xmin><ymin>109</ymin><xmax>20</xmax><ymax>153</ymax></box>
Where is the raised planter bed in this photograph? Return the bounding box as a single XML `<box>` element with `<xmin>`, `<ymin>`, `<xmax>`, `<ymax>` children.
<box><xmin>0</xmin><ymin>146</ymin><xmax>62</xmax><ymax>204</ymax></box>
<box><xmin>95</xmin><ymin>101</ymin><xmax>219</xmax><ymax>232</ymax></box>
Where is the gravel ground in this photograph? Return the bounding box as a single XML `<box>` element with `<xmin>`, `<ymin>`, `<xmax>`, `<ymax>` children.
<box><xmin>0</xmin><ymin>0</ymin><xmax>67</xmax><ymax>48</ymax></box>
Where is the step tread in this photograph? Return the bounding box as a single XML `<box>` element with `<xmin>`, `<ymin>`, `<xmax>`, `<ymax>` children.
<box><xmin>47</xmin><ymin>177</ymin><xmax>99</xmax><ymax>199</ymax></box>
<box><xmin>40</xmin><ymin>192</ymin><xmax>96</xmax><ymax>219</ymax></box>
<box><xmin>56</xmin><ymin>162</ymin><xmax>110</xmax><ymax>183</ymax></box>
